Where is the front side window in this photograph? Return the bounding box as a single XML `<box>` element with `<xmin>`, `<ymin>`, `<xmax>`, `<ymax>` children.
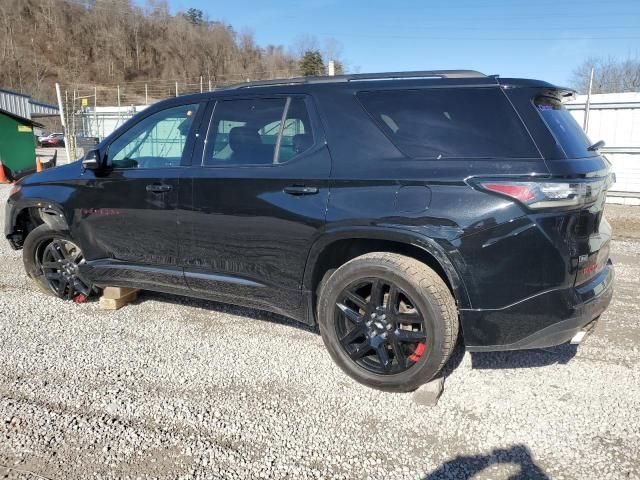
<box><xmin>357</xmin><ymin>88</ymin><xmax>538</xmax><ymax>159</ymax></box>
<box><xmin>203</xmin><ymin>97</ymin><xmax>313</xmax><ymax>166</ymax></box>
<box><xmin>108</xmin><ymin>103</ymin><xmax>200</xmax><ymax>169</ymax></box>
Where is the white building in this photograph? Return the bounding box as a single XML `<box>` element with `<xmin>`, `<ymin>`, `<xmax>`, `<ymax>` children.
<box><xmin>79</xmin><ymin>105</ymin><xmax>148</xmax><ymax>140</ymax></box>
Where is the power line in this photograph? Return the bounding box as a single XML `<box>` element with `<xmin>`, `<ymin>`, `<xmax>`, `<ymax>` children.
<box><xmin>316</xmin><ymin>32</ymin><xmax>640</xmax><ymax>41</ymax></box>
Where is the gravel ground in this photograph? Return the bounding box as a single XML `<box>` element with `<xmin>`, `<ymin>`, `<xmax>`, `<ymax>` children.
<box><xmin>1</xmin><ymin>182</ymin><xmax>639</xmax><ymax>480</ymax></box>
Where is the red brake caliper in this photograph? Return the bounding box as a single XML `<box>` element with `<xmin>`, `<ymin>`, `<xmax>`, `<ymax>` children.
<box><xmin>73</xmin><ymin>293</ymin><xmax>87</xmax><ymax>304</ymax></box>
<box><xmin>408</xmin><ymin>342</ymin><xmax>426</xmax><ymax>362</ymax></box>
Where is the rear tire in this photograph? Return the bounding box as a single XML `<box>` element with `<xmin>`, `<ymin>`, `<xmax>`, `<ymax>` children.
<box><xmin>317</xmin><ymin>252</ymin><xmax>458</xmax><ymax>392</ymax></box>
<box><xmin>23</xmin><ymin>224</ymin><xmax>93</xmax><ymax>300</ymax></box>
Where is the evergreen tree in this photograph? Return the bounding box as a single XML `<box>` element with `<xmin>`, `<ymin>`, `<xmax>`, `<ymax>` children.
<box><xmin>299</xmin><ymin>51</ymin><xmax>325</xmax><ymax>77</ymax></box>
<box><xmin>183</xmin><ymin>8</ymin><xmax>204</xmax><ymax>25</ymax></box>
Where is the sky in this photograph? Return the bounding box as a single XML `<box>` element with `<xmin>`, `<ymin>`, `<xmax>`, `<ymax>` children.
<box><xmin>161</xmin><ymin>0</ymin><xmax>640</xmax><ymax>86</ymax></box>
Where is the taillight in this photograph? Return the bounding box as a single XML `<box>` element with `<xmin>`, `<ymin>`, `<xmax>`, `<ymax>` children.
<box><xmin>473</xmin><ymin>176</ymin><xmax>611</xmax><ymax>210</ymax></box>
<box><xmin>482</xmin><ymin>184</ymin><xmax>535</xmax><ymax>203</ymax></box>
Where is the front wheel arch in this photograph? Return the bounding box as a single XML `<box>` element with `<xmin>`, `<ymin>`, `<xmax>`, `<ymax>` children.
<box><xmin>8</xmin><ymin>201</ymin><xmax>69</xmax><ymax>249</ymax></box>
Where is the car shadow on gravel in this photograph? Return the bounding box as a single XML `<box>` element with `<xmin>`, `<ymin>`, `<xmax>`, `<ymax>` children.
<box><xmin>139</xmin><ymin>291</ymin><xmax>577</xmax><ymax>374</ymax></box>
<box><xmin>470</xmin><ymin>343</ymin><xmax>578</xmax><ymax>370</ymax></box>
<box><xmin>139</xmin><ymin>291</ymin><xmax>320</xmax><ymax>333</ymax></box>
<box><xmin>423</xmin><ymin>444</ymin><xmax>549</xmax><ymax>479</ymax></box>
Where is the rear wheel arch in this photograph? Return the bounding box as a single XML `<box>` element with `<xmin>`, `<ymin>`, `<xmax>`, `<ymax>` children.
<box><xmin>304</xmin><ymin>229</ymin><xmax>470</xmax><ymax>313</ymax></box>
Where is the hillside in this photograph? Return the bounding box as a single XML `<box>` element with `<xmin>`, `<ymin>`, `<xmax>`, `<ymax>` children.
<box><xmin>0</xmin><ymin>0</ymin><xmax>308</xmax><ymax>104</ymax></box>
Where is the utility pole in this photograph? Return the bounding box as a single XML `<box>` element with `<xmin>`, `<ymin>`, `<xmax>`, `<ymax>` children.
<box><xmin>200</xmin><ymin>76</ymin><xmax>204</xmax><ymax>93</ymax></box>
<box><xmin>328</xmin><ymin>60</ymin><xmax>336</xmax><ymax>76</ymax></box>
<box><xmin>175</xmin><ymin>81</ymin><xmax>179</xmax><ymax>97</ymax></box>
<box><xmin>145</xmin><ymin>84</ymin><xmax>148</xmax><ymax>105</ymax></box>
<box><xmin>66</xmin><ymin>90</ymin><xmax>77</xmax><ymax>161</ymax></box>
<box><xmin>583</xmin><ymin>67</ymin><xmax>594</xmax><ymax>134</ymax></box>
<box><xmin>55</xmin><ymin>83</ymin><xmax>72</xmax><ymax>165</ymax></box>
<box><xmin>93</xmin><ymin>86</ymin><xmax>98</xmax><ymax>139</ymax></box>
<box><xmin>208</xmin><ymin>79</ymin><xmax>212</xmax><ymax>92</ymax></box>
<box><xmin>117</xmin><ymin>85</ymin><xmax>122</xmax><ymax>128</ymax></box>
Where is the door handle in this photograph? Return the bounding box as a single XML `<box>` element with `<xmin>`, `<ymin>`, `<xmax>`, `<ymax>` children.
<box><xmin>146</xmin><ymin>183</ymin><xmax>173</xmax><ymax>193</ymax></box>
<box><xmin>283</xmin><ymin>185</ymin><xmax>319</xmax><ymax>196</ymax></box>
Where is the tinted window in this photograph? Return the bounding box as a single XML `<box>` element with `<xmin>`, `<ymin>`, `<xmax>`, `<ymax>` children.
<box><xmin>535</xmin><ymin>96</ymin><xmax>595</xmax><ymax>158</ymax></box>
<box><xmin>204</xmin><ymin>97</ymin><xmax>313</xmax><ymax>166</ymax></box>
<box><xmin>108</xmin><ymin>103</ymin><xmax>199</xmax><ymax>169</ymax></box>
<box><xmin>357</xmin><ymin>88</ymin><xmax>538</xmax><ymax>159</ymax></box>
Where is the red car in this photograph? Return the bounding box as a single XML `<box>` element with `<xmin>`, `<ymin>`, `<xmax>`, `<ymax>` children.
<box><xmin>39</xmin><ymin>133</ymin><xmax>65</xmax><ymax>147</ymax></box>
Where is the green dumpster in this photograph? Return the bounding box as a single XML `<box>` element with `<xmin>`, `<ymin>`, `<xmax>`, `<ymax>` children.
<box><xmin>0</xmin><ymin>108</ymin><xmax>40</xmax><ymax>179</ymax></box>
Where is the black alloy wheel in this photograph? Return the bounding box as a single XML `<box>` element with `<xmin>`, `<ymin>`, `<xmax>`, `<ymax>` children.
<box><xmin>317</xmin><ymin>252</ymin><xmax>458</xmax><ymax>392</ymax></box>
<box><xmin>335</xmin><ymin>278</ymin><xmax>427</xmax><ymax>375</ymax></box>
<box><xmin>35</xmin><ymin>238</ymin><xmax>91</xmax><ymax>300</ymax></box>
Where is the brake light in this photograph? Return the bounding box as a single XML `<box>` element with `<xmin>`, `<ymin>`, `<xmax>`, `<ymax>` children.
<box><xmin>482</xmin><ymin>184</ymin><xmax>535</xmax><ymax>203</ymax></box>
<box><xmin>475</xmin><ymin>176</ymin><xmax>610</xmax><ymax>210</ymax></box>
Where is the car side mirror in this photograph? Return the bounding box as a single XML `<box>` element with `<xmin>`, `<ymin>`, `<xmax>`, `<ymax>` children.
<box><xmin>82</xmin><ymin>149</ymin><xmax>101</xmax><ymax>170</ymax></box>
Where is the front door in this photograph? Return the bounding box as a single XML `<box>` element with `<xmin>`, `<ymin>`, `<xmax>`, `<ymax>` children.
<box><xmin>72</xmin><ymin>102</ymin><xmax>203</xmax><ymax>289</ymax></box>
<box><xmin>179</xmin><ymin>95</ymin><xmax>331</xmax><ymax>319</ymax></box>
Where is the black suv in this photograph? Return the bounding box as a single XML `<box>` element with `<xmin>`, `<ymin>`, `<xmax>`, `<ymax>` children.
<box><xmin>5</xmin><ymin>70</ymin><xmax>614</xmax><ymax>391</ymax></box>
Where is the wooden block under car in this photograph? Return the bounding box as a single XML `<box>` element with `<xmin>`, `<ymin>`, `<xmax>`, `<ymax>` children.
<box><xmin>99</xmin><ymin>288</ymin><xmax>139</xmax><ymax>310</ymax></box>
<box><xmin>102</xmin><ymin>286</ymin><xmax>139</xmax><ymax>300</ymax></box>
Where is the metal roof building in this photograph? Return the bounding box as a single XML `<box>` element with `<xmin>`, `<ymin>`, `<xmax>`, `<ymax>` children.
<box><xmin>0</xmin><ymin>88</ymin><xmax>59</xmax><ymax>121</ymax></box>
<box><xmin>0</xmin><ymin>89</ymin><xmax>59</xmax><ymax>180</ymax></box>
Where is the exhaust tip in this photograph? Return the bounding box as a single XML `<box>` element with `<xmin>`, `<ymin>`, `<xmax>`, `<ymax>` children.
<box><xmin>570</xmin><ymin>330</ymin><xmax>587</xmax><ymax>345</ymax></box>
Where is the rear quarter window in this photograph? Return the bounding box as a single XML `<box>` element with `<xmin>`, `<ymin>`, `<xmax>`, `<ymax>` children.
<box><xmin>356</xmin><ymin>88</ymin><xmax>538</xmax><ymax>159</ymax></box>
<box><xmin>534</xmin><ymin>96</ymin><xmax>595</xmax><ymax>158</ymax></box>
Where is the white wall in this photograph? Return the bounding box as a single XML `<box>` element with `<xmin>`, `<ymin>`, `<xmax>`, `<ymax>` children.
<box><xmin>566</xmin><ymin>92</ymin><xmax>640</xmax><ymax>204</ymax></box>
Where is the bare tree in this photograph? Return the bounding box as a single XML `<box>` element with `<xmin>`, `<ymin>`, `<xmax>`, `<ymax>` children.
<box><xmin>571</xmin><ymin>56</ymin><xmax>640</xmax><ymax>94</ymax></box>
<box><xmin>0</xmin><ymin>0</ymin><xmax>325</xmax><ymax>102</ymax></box>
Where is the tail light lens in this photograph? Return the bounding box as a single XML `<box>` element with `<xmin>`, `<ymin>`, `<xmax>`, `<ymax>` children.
<box><xmin>474</xmin><ymin>176</ymin><xmax>612</xmax><ymax>210</ymax></box>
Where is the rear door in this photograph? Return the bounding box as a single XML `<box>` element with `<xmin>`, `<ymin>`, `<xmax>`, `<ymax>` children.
<box><xmin>178</xmin><ymin>95</ymin><xmax>331</xmax><ymax>316</ymax></box>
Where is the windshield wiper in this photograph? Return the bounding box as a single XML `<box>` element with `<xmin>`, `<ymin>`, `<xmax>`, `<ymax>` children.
<box><xmin>587</xmin><ymin>140</ymin><xmax>605</xmax><ymax>151</ymax></box>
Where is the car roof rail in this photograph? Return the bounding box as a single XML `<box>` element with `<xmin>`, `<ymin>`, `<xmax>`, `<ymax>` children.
<box><xmin>226</xmin><ymin>70</ymin><xmax>490</xmax><ymax>90</ymax></box>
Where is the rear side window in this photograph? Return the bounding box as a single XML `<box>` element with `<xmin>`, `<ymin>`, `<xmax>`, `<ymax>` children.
<box><xmin>357</xmin><ymin>88</ymin><xmax>538</xmax><ymax>159</ymax></box>
<box><xmin>535</xmin><ymin>96</ymin><xmax>595</xmax><ymax>158</ymax></box>
<box><xmin>203</xmin><ymin>97</ymin><xmax>314</xmax><ymax>166</ymax></box>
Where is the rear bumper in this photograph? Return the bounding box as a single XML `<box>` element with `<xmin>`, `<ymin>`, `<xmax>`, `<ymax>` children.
<box><xmin>462</xmin><ymin>261</ymin><xmax>614</xmax><ymax>352</ymax></box>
